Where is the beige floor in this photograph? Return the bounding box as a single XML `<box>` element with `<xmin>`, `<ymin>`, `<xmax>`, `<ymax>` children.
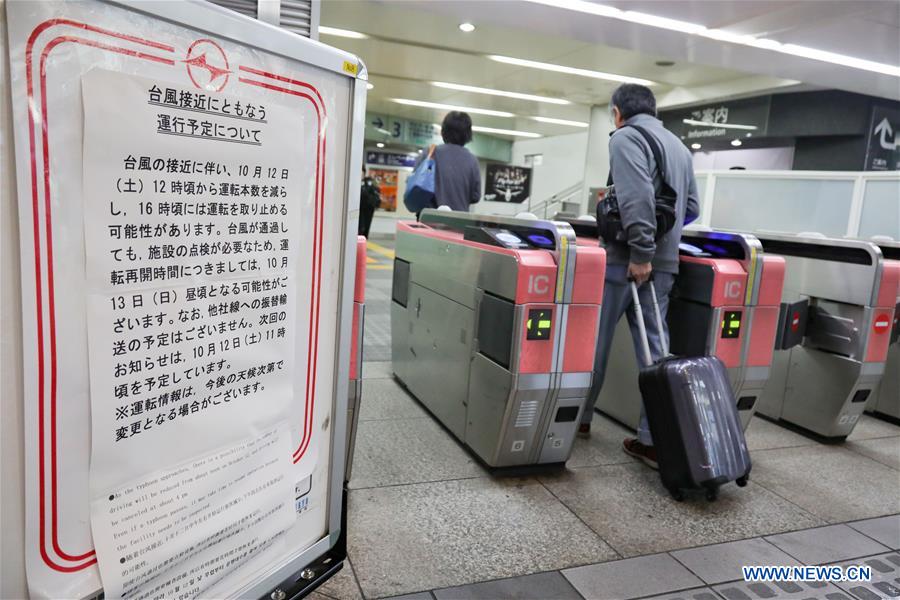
<box><xmin>317</xmin><ymin>250</ymin><xmax>900</xmax><ymax>600</ymax></box>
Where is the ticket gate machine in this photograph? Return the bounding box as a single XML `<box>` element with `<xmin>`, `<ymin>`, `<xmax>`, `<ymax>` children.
<box><xmin>754</xmin><ymin>233</ymin><xmax>900</xmax><ymax>440</ymax></box>
<box><xmin>561</xmin><ymin>224</ymin><xmax>786</xmax><ymax>431</ymax></box>
<box><xmin>345</xmin><ymin>237</ymin><xmax>367</xmax><ymax>480</ymax></box>
<box><xmin>391</xmin><ymin>210</ymin><xmax>606</xmax><ymax>468</ymax></box>
<box><xmin>864</xmin><ymin>240</ymin><xmax>900</xmax><ymax>423</ymax></box>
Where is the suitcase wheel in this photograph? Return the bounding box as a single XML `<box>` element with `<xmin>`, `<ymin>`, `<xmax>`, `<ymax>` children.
<box><xmin>669</xmin><ymin>488</ymin><xmax>685</xmax><ymax>502</ymax></box>
<box><xmin>705</xmin><ymin>489</ymin><xmax>718</xmax><ymax>502</ymax></box>
<box><xmin>736</xmin><ymin>476</ymin><xmax>749</xmax><ymax>488</ymax></box>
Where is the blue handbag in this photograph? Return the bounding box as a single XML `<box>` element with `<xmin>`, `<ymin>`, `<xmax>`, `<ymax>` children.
<box><xmin>404</xmin><ymin>145</ymin><xmax>436</xmax><ymax>213</ymax></box>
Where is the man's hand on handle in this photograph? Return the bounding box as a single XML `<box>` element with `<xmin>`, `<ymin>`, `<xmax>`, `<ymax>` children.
<box><xmin>628</xmin><ymin>261</ymin><xmax>653</xmax><ymax>285</ymax></box>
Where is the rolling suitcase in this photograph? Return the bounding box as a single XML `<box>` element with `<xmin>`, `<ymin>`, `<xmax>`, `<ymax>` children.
<box><xmin>630</xmin><ymin>280</ymin><xmax>751</xmax><ymax>502</ymax></box>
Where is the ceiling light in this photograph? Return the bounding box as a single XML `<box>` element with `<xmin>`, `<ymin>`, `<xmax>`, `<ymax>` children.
<box><xmin>730</xmin><ymin>139</ymin><xmax>742</xmax><ymax>147</ymax></box>
<box><xmin>376</xmin><ymin>142</ymin><xmax>385</xmax><ymax>148</ymax></box>
<box><xmin>522</xmin><ymin>0</ymin><xmax>622</xmax><ymax>18</ymax></box>
<box><xmin>318</xmin><ymin>26</ymin><xmax>367</xmax><ymax>39</ymax></box>
<box><xmin>699</xmin><ymin>29</ymin><xmax>756</xmax><ymax>45</ymax></box>
<box><xmin>747</xmin><ymin>38</ymin><xmax>784</xmax><ymax>51</ymax></box>
<box><xmin>619</xmin><ymin>11</ymin><xmax>706</xmax><ymax>34</ymax></box>
<box><xmin>432</xmin><ymin>122</ymin><xmax>542</xmax><ymax>138</ymax></box>
<box><xmin>522</xmin><ymin>0</ymin><xmax>702</xmax><ymax>32</ymax></box>
<box><xmin>522</xmin><ymin>0</ymin><xmax>900</xmax><ymax>78</ymax></box>
<box><xmin>432</xmin><ymin>81</ymin><xmax>570</xmax><ymax>105</ymax></box>
<box><xmin>489</xmin><ymin>55</ymin><xmax>654</xmax><ymax>85</ymax></box>
<box><xmin>531</xmin><ymin>116</ymin><xmax>589</xmax><ymax>127</ymax></box>
<box><xmin>778</xmin><ymin>44</ymin><xmax>900</xmax><ymax>77</ymax></box>
<box><xmin>458</xmin><ymin>22</ymin><xmax>476</xmax><ymax>33</ymax></box>
<box><xmin>690</xmin><ymin>143</ymin><xmax>701</xmax><ymax>150</ymax></box>
<box><xmin>472</xmin><ymin>125</ymin><xmax>542</xmax><ymax>138</ymax></box>
<box><xmin>682</xmin><ymin>119</ymin><xmax>758</xmax><ymax>131</ymax></box>
<box><xmin>366</xmin><ymin>83</ymin><xmax>374</xmax><ymax>90</ymax></box>
<box><xmin>392</xmin><ymin>98</ymin><xmax>515</xmax><ymax>117</ymax></box>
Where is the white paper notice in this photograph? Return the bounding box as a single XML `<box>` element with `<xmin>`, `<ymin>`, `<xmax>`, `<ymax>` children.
<box><xmin>82</xmin><ymin>69</ymin><xmax>307</xmax><ymax>598</ymax></box>
<box><xmin>90</xmin><ymin>426</ymin><xmax>293</xmax><ymax>600</ymax></box>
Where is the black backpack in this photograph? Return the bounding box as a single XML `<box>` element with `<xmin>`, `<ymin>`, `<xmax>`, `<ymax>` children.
<box><xmin>360</xmin><ymin>177</ymin><xmax>381</xmax><ymax>210</ymax></box>
<box><xmin>597</xmin><ymin>125</ymin><xmax>677</xmax><ymax>245</ymax></box>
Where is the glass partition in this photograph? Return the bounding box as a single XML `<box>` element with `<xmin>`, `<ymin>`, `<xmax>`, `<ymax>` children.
<box><xmin>858</xmin><ymin>179</ymin><xmax>900</xmax><ymax>241</ymax></box>
<box><xmin>709</xmin><ymin>176</ymin><xmax>855</xmax><ymax>237</ymax></box>
<box><xmin>694</xmin><ymin>173</ymin><xmax>707</xmax><ymax>209</ymax></box>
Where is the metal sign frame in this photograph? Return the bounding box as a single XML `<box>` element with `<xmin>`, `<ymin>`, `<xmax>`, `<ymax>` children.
<box><xmin>5</xmin><ymin>0</ymin><xmax>367</xmax><ymax>597</ymax></box>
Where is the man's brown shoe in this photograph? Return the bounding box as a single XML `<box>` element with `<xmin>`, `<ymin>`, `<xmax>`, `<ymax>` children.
<box><xmin>577</xmin><ymin>423</ymin><xmax>591</xmax><ymax>438</ymax></box>
<box><xmin>623</xmin><ymin>438</ymin><xmax>658</xmax><ymax>470</ymax></box>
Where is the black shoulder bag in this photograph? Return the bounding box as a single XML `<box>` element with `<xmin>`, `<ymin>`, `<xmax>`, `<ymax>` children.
<box><xmin>596</xmin><ymin>125</ymin><xmax>678</xmax><ymax>245</ymax></box>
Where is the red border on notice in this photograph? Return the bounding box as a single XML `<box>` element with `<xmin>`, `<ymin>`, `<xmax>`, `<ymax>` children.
<box><xmin>25</xmin><ymin>19</ymin><xmax>327</xmax><ymax>573</ymax></box>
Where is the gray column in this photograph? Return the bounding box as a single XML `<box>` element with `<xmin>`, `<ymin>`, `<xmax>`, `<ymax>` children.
<box><xmin>580</xmin><ymin>104</ymin><xmax>615</xmax><ymax>215</ymax></box>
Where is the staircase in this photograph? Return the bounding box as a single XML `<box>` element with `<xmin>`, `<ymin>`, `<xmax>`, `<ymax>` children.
<box><xmin>529</xmin><ymin>182</ymin><xmax>584</xmax><ymax>219</ymax></box>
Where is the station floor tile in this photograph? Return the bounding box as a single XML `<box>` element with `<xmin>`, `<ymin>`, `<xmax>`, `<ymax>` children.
<box><xmin>848</xmin><ymin>415</ymin><xmax>900</xmax><ymax>441</ymax></box>
<box><xmin>384</xmin><ymin>594</ymin><xmax>435</xmax><ymax>600</ymax></box>
<box><xmin>831</xmin><ymin>551</ymin><xmax>900</xmax><ymax>600</ymax></box>
<box><xmin>347</xmin><ymin>477</ymin><xmax>617</xmax><ymax>599</ymax></box>
<box><xmin>750</xmin><ymin>444</ymin><xmax>900</xmax><ymax>523</ymax></box>
<box><xmin>361</xmin><ymin>360</ymin><xmax>394</xmax><ymax>380</ymax></box>
<box><xmin>670</xmin><ymin>538</ymin><xmax>802</xmax><ymax>585</ymax></box>
<box><xmin>712</xmin><ymin>578</ymin><xmax>850</xmax><ymax>599</ymax></box>
<box><xmin>562</xmin><ymin>553</ymin><xmax>703</xmax><ymax>599</ymax></box>
<box><xmin>639</xmin><ymin>587</ymin><xmax>723</xmax><ymax>600</ymax></box>
<box><xmin>358</xmin><ymin>378</ymin><xmax>428</xmax><ymax>422</ymax></box>
<box><xmin>566</xmin><ymin>416</ymin><xmax>636</xmax><ymax>469</ymax></box>
<box><xmin>362</xmin><ymin>316</ymin><xmax>392</xmax><ymax>362</ymax></box>
<box><xmin>348</xmin><ymin>417</ymin><xmax>485</xmax><ymax>490</ymax></box>
<box><xmin>848</xmin><ymin>515</ymin><xmax>900</xmax><ymax>550</ymax></box>
<box><xmin>540</xmin><ymin>463</ymin><xmax>822</xmax><ymax>557</ymax></box>
<box><xmin>315</xmin><ymin>558</ymin><xmax>364</xmax><ymax>600</ymax></box>
<box><xmin>844</xmin><ymin>436</ymin><xmax>900</xmax><ymax>471</ymax></box>
<box><xmin>765</xmin><ymin>524</ymin><xmax>891</xmax><ymax>565</ymax></box>
<box><xmin>363</xmin><ymin>279</ymin><xmax>394</xmax><ymax>301</ymax></box>
<box><xmin>432</xmin><ymin>571</ymin><xmax>582</xmax><ymax>600</ymax></box>
<box><xmin>743</xmin><ymin>416</ymin><xmax>818</xmax><ymax>452</ymax></box>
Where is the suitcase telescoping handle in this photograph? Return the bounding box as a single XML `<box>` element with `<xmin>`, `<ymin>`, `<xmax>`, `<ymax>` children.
<box><xmin>629</xmin><ymin>279</ymin><xmax>670</xmax><ymax>368</ymax></box>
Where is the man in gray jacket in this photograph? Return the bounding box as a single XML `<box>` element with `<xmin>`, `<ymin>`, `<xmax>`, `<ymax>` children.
<box><xmin>580</xmin><ymin>84</ymin><xmax>700</xmax><ymax>470</ymax></box>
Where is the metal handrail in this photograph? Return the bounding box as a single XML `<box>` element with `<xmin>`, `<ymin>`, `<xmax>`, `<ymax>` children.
<box><xmin>530</xmin><ymin>181</ymin><xmax>583</xmax><ymax>219</ymax></box>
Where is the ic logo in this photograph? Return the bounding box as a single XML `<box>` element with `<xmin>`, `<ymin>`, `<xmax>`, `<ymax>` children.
<box><xmin>184</xmin><ymin>39</ymin><xmax>231</xmax><ymax>92</ymax></box>
<box><xmin>528</xmin><ymin>274</ymin><xmax>550</xmax><ymax>295</ymax></box>
<box><xmin>724</xmin><ymin>280</ymin><xmax>743</xmax><ymax>300</ymax></box>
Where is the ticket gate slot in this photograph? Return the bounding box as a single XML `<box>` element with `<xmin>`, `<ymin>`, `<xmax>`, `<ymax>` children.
<box><xmin>391</xmin><ymin>210</ymin><xmax>605</xmax><ymax>468</ymax></box>
<box><xmin>865</xmin><ymin>240</ymin><xmax>900</xmax><ymax>423</ymax></box>
<box><xmin>555</xmin><ymin>219</ymin><xmax>784</xmax><ymax>432</ymax></box>
<box><xmin>345</xmin><ymin>237</ymin><xmax>367</xmax><ymax>481</ymax></box>
<box><xmin>754</xmin><ymin>234</ymin><xmax>900</xmax><ymax>440</ymax></box>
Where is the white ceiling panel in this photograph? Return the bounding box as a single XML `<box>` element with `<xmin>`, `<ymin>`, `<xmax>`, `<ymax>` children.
<box><xmin>603</xmin><ymin>0</ymin><xmax>804</xmax><ymax>28</ymax></box>
<box><xmin>412</xmin><ymin>1</ymin><xmax>899</xmax><ymax>98</ymax></box>
<box><xmin>320</xmin><ymin>0</ymin><xmax>895</xmax><ymax>140</ymax></box>
<box><xmin>860</xmin><ymin>1</ymin><xmax>900</xmax><ymax>27</ymax></box>
<box><xmin>774</xmin><ymin>16</ymin><xmax>900</xmax><ymax>66</ymax></box>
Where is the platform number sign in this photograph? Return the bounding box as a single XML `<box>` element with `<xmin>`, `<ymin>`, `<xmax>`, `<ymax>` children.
<box><xmin>527</xmin><ymin>309</ymin><xmax>552</xmax><ymax>341</ymax></box>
